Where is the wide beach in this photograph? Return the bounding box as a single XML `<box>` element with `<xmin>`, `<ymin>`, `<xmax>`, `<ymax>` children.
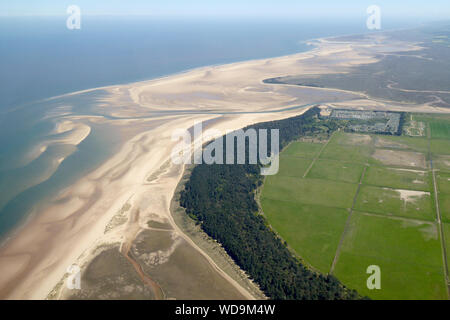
<box><xmin>0</xmin><ymin>32</ymin><xmax>447</xmax><ymax>299</ymax></box>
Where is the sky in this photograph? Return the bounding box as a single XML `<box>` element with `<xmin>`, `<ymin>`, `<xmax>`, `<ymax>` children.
<box><xmin>1</xmin><ymin>0</ymin><xmax>450</xmax><ymax>20</ymax></box>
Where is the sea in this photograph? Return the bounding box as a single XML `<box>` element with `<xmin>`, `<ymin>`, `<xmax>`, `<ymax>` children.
<box><xmin>0</xmin><ymin>15</ymin><xmax>421</xmax><ymax>239</ymax></box>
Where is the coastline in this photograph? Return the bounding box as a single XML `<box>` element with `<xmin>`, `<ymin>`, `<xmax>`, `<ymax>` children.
<box><xmin>0</xmin><ymin>29</ymin><xmax>447</xmax><ymax>299</ymax></box>
<box><xmin>17</xmin><ymin>24</ymin><xmax>415</xmax><ymax>109</ymax></box>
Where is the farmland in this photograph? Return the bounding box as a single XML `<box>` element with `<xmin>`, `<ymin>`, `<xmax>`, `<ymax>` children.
<box><xmin>354</xmin><ymin>185</ymin><xmax>434</xmax><ymax>221</ymax></box>
<box><xmin>261</xmin><ymin>114</ymin><xmax>450</xmax><ymax>299</ymax></box>
<box><xmin>333</xmin><ymin>213</ymin><xmax>445</xmax><ymax>300</ymax></box>
<box><xmin>261</xmin><ymin>199</ymin><xmax>348</xmax><ymax>273</ymax></box>
<box><xmin>364</xmin><ymin>167</ymin><xmax>431</xmax><ymax>192</ymax></box>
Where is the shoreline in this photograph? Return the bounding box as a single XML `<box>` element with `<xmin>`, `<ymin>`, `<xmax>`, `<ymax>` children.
<box><xmin>20</xmin><ymin>43</ymin><xmax>316</xmax><ymax>110</ymax></box>
<box><xmin>5</xmin><ymin>23</ymin><xmax>417</xmax><ymax>114</ymax></box>
<box><xmin>38</xmin><ymin>24</ymin><xmax>422</xmax><ymax>105</ymax></box>
<box><xmin>0</xmin><ymin>28</ymin><xmax>448</xmax><ymax>299</ymax></box>
<box><xmin>45</xmin><ymin>109</ymin><xmax>314</xmax><ymax>300</ymax></box>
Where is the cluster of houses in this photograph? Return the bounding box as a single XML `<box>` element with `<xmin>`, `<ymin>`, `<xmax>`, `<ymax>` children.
<box><xmin>329</xmin><ymin>109</ymin><xmax>402</xmax><ymax>135</ymax></box>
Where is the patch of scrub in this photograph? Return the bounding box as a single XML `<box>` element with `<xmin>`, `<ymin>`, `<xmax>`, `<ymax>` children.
<box><xmin>371</xmin><ymin>149</ymin><xmax>427</xmax><ymax>168</ymax></box>
<box><xmin>133</xmin><ymin>229</ymin><xmax>175</xmax><ymax>255</ymax></box>
<box><xmin>133</xmin><ymin>230</ymin><xmax>182</xmax><ymax>267</ymax></box>
<box><xmin>146</xmin><ymin>160</ymin><xmax>171</xmax><ymax>183</ymax></box>
<box><xmin>67</xmin><ymin>247</ymin><xmax>156</xmax><ymax>300</ymax></box>
<box><xmin>132</xmin><ymin>230</ymin><xmax>247</xmax><ymax>299</ymax></box>
<box><xmin>146</xmin><ymin>212</ymin><xmax>173</xmax><ymax>230</ymax></box>
<box><xmin>147</xmin><ymin>220</ymin><xmax>173</xmax><ymax>230</ymax></box>
<box><xmin>104</xmin><ymin>202</ymin><xmax>131</xmax><ymax>233</ymax></box>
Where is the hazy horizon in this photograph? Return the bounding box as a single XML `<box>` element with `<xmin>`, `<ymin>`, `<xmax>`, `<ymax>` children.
<box><xmin>2</xmin><ymin>0</ymin><xmax>450</xmax><ymax>20</ymax></box>
<box><xmin>1</xmin><ymin>15</ymin><xmax>425</xmax><ymax>111</ymax></box>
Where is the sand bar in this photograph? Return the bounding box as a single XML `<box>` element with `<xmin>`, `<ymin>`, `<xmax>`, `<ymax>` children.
<box><xmin>0</xmin><ymin>33</ymin><xmax>449</xmax><ymax>299</ymax></box>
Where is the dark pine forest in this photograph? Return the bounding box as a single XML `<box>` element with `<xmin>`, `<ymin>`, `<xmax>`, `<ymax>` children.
<box><xmin>180</xmin><ymin>107</ymin><xmax>362</xmax><ymax>300</ymax></box>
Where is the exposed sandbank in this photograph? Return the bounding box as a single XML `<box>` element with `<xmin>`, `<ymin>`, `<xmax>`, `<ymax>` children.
<box><xmin>0</xmin><ymin>33</ymin><xmax>449</xmax><ymax>300</ymax></box>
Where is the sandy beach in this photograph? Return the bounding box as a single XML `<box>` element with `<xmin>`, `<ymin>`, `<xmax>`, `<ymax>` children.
<box><xmin>0</xmin><ymin>33</ymin><xmax>448</xmax><ymax>300</ymax></box>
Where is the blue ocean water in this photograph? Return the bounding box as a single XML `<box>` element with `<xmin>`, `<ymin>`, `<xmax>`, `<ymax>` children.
<box><xmin>0</xmin><ymin>16</ymin><xmax>420</xmax><ymax>239</ymax></box>
<box><xmin>0</xmin><ymin>16</ymin><xmax>419</xmax><ymax>111</ymax></box>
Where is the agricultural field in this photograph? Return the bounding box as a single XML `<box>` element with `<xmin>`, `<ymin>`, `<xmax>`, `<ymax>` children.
<box><xmin>444</xmin><ymin>223</ymin><xmax>450</xmax><ymax>269</ymax></box>
<box><xmin>370</xmin><ymin>149</ymin><xmax>427</xmax><ymax>168</ymax></box>
<box><xmin>430</xmin><ymin>120</ymin><xmax>450</xmax><ymax>140</ymax></box>
<box><xmin>261</xmin><ymin>114</ymin><xmax>450</xmax><ymax>299</ymax></box>
<box><xmin>434</xmin><ymin>155</ymin><xmax>450</xmax><ymax>172</ymax></box>
<box><xmin>364</xmin><ymin>167</ymin><xmax>431</xmax><ymax>192</ymax></box>
<box><xmin>307</xmin><ymin>159</ymin><xmax>364</xmax><ymax>184</ymax></box>
<box><xmin>277</xmin><ymin>156</ymin><xmax>313</xmax><ymax>178</ymax></box>
<box><xmin>417</xmin><ymin>114</ymin><xmax>450</xmax><ymax>225</ymax></box>
<box><xmin>319</xmin><ymin>133</ymin><xmax>373</xmax><ymax>163</ymax></box>
<box><xmin>373</xmin><ymin>135</ymin><xmax>429</xmax><ymax>152</ymax></box>
<box><xmin>414</xmin><ymin>114</ymin><xmax>450</xmax><ymax>139</ymax></box>
<box><xmin>261</xmin><ymin>199</ymin><xmax>348</xmax><ymax>273</ymax></box>
<box><xmin>439</xmin><ymin>194</ymin><xmax>450</xmax><ymax>223</ymax></box>
<box><xmin>282</xmin><ymin>141</ymin><xmax>324</xmax><ymax>158</ymax></box>
<box><xmin>333</xmin><ymin>213</ymin><xmax>446</xmax><ymax>300</ymax></box>
<box><xmin>436</xmin><ymin>172</ymin><xmax>450</xmax><ymax>195</ymax></box>
<box><xmin>430</xmin><ymin>139</ymin><xmax>450</xmax><ymax>155</ymax></box>
<box><xmin>354</xmin><ymin>185</ymin><xmax>434</xmax><ymax>221</ymax></box>
<box><xmin>263</xmin><ymin>175</ymin><xmax>357</xmax><ymax>209</ymax></box>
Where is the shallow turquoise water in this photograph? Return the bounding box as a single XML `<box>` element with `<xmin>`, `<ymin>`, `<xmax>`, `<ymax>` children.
<box><xmin>0</xmin><ymin>17</ymin><xmax>419</xmax><ymax>239</ymax></box>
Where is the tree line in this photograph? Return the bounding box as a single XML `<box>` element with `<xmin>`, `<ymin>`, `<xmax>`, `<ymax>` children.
<box><xmin>180</xmin><ymin>107</ymin><xmax>362</xmax><ymax>300</ymax></box>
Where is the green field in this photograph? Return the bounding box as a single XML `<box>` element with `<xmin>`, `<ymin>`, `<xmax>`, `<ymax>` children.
<box><xmin>364</xmin><ymin>166</ymin><xmax>431</xmax><ymax>192</ymax></box>
<box><xmin>433</xmin><ymin>155</ymin><xmax>450</xmax><ymax>172</ymax></box>
<box><xmin>415</xmin><ymin>114</ymin><xmax>450</xmax><ymax>139</ymax></box>
<box><xmin>439</xmin><ymin>194</ymin><xmax>450</xmax><ymax>223</ymax></box>
<box><xmin>404</xmin><ymin>115</ymin><xmax>426</xmax><ymax>137</ymax></box>
<box><xmin>423</xmin><ymin>114</ymin><xmax>450</xmax><ymax>225</ymax></box>
<box><xmin>430</xmin><ymin>120</ymin><xmax>450</xmax><ymax>139</ymax></box>
<box><xmin>261</xmin><ymin>115</ymin><xmax>450</xmax><ymax>299</ymax></box>
<box><xmin>262</xmin><ymin>176</ymin><xmax>357</xmax><ymax>209</ymax></box>
<box><xmin>319</xmin><ymin>132</ymin><xmax>373</xmax><ymax>163</ymax></box>
<box><xmin>307</xmin><ymin>159</ymin><xmax>364</xmax><ymax>183</ymax></box>
<box><xmin>431</xmin><ymin>139</ymin><xmax>450</xmax><ymax>155</ymax></box>
<box><xmin>261</xmin><ymin>198</ymin><xmax>348</xmax><ymax>273</ymax></box>
<box><xmin>444</xmin><ymin>223</ymin><xmax>450</xmax><ymax>269</ymax></box>
<box><xmin>277</xmin><ymin>156</ymin><xmax>313</xmax><ymax>178</ymax></box>
<box><xmin>354</xmin><ymin>185</ymin><xmax>434</xmax><ymax>221</ymax></box>
<box><xmin>320</xmin><ymin>144</ymin><xmax>371</xmax><ymax>163</ymax></box>
<box><xmin>374</xmin><ymin>135</ymin><xmax>429</xmax><ymax>153</ymax></box>
<box><xmin>333</xmin><ymin>213</ymin><xmax>446</xmax><ymax>300</ymax></box>
<box><xmin>332</xmin><ymin>132</ymin><xmax>372</xmax><ymax>146</ymax></box>
<box><xmin>282</xmin><ymin>141</ymin><xmax>324</xmax><ymax>158</ymax></box>
<box><xmin>436</xmin><ymin>172</ymin><xmax>450</xmax><ymax>194</ymax></box>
